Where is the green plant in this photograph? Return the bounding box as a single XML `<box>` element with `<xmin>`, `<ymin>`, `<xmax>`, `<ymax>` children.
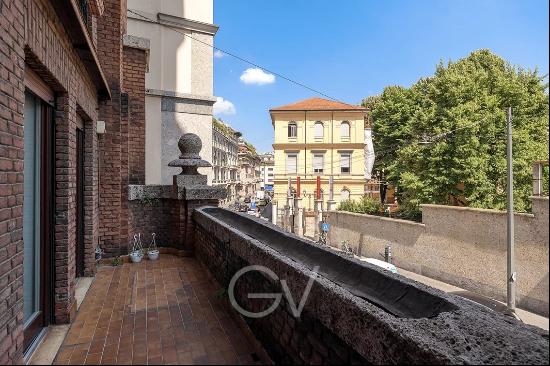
<box><xmin>337</xmin><ymin>196</ymin><xmax>383</xmax><ymax>215</ymax></box>
<box><xmin>111</xmin><ymin>256</ymin><xmax>123</xmax><ymax>266</ymax></box>
<box><xmin>365</xmin><ymin>49</ymin><xmax>549</xmax><ymax>213</ymax></box>
<box><xmin>394</xmin><ymin>205</ymin><xmax>422</xmax><ymax>222</ymax></box>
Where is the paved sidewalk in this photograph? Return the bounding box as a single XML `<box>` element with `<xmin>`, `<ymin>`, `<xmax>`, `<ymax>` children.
<box><xmin>397</xmin><ymin>267</ymin><xmax>549</xmax><ymax>331</ymax></box>
<box><xmin>53</xmin><ymin>255</ymin><xmax>264</xmax><ymax>365</ymax></box>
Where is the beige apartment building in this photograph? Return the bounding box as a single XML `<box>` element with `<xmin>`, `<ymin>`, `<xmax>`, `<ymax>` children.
<box><xmin>127</xmin><ymin>0</ymin><xmax>218</xmax><ymax>184</ymax></box>
<box><xmin>237</xmin><ymin>139</ymin><xmax>262</xmax><ymax>201</ymax></box>
<box><xmin>212</xmin><ymin>118</ymin><xmax>241</xmax><ymax>206</ymax></box>
<box><xmin>270</xmin><ymin>98</ymin><xmax>369</xmax><ymax>208</ymax></box>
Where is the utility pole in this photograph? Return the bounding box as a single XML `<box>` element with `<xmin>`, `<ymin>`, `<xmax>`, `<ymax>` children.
<box><xmin>506</xmin><ymin>107</ymin><xmax>516</xmax><ymax>314</ymax></box>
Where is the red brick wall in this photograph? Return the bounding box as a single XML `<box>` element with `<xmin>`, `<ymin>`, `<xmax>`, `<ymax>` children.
<box><xmin>25</xmin><ymin>0</ymin><xmax>102</xmax><ymax>325</ymax></box>
<box><xmin>123</xmin><ymin>46</ymin><xmax>147</xmax><ymax>185</ymax></box>
<box><xmin>0</xmin><ymin>1</ymin><xmax>26</xmax><ymax>363</ymax></box>
<box><xmin>127</xmin><ymin>198</ymin><xmax>220</xmax><ymax>253</ymax></box>
<box><xmin>97</xmin><ymin>1</ymin><xmax>148</xmax><ymax>256</ymax></box>
<box><xmin>1</xmin><ymin>0</ymin><xmax>105</xmax><ymax>361</ymax></box>
<box><xmin>97</xmin><ymin>0</ymin><xmax>124</xmax><ymax>256</ymax></box>
<box><xmin>119</xmin><ymin>92</ymin><xmax>129</xmax><ymax>253</ymax></box>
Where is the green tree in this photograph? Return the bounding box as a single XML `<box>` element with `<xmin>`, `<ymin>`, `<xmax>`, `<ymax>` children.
<box><xmin>367</xmin><ymin>50</ymin><xmax>549</xmax><ymax>214</ymax></box>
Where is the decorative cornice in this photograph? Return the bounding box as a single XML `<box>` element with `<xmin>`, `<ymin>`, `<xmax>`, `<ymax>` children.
<box><xmin>146</xmin><ymin>89</ymin><xmax>217</xmax><ymax>104</ymax></box>
<box><xmin>157</xmin><ymin>13</ymin><xmax>219</xmax><ymax>36</ymax></box>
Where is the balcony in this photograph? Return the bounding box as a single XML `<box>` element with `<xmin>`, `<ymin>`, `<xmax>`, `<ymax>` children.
<box><xmin>44</xmin><ymin>206</ymin><xmax>548</xmax><ymax>365</ymax></box>
<box><xmin>52</xmin><ymin>255</ymin><xmax>267</xmax><ymax>364</ymax></box>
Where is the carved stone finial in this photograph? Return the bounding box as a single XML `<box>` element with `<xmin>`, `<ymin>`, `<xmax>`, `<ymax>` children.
<box><xmin>168</xmin><ymin>133</ymin><xmax>211</xmax><ymax>175</ymax></box>
<box><xmin>178</xmin><ymin>133</ymin><xmax>202</xmax><ymax>159</ymax></box>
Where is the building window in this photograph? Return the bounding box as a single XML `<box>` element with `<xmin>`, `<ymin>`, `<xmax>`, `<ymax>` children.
<box><xmin>313</xmin><ymin>153</ymin><xmax>324</xmax><ymax>174</ymax></box>
<box><xmin>341</xmin><ymin>121</ymin><xmax>350</xmax><ymax>139</ymax></box>
<box><xmin>288</xmin><ymin>122</ymin><xmax>297</xmax><ymax>138</ymax></box>
<box><xmin>341</xmin><ymin>189</ymin><xmax>350</xmax><ymax>201</ymax></box>
<box><xmin>286</xmin><ymin>153</ymin><xmax>298</xmax><ymax>174</ymax></box>
<box><xmin>314</xmin><ymin>121</ymin><xmax>323</xmax><ymax>139</ymax></box>
<box><xmin>340</xmin><ymin>153</ymin><xmax>351</xmax><ymax>174</ymax></box>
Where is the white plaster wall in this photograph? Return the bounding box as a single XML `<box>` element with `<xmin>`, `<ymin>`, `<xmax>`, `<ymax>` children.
<box><xmin>127</xmin><ymin>0</ymin><xmax>214</xmax><ymax>95</ymax></box>
<box><xmin>128</xmin><ymin>0</ymin><xmax>211</xmax><ymax>23</ymax></box>
<box><xmin>191</xmin><ymin>32</ymin><xmax>213</xmax><ymax>95</ymax></box>
<box><xmin>128</xmin><ymin>0</ymin><xmax>216</xmax><ymax>186</ymax></box>
<box><xmin>161</xmin><ymin>28</ymin><xmax>192</xmax><ymax>94</ymax></box>
<box><xmin>184</xmin><ymin>0</ymin><xmax>213</xmax><ymax>23</ymax></box>
<box><xmin>161</xmin><ymin>111</ymin><xmax>213</xmax><ymax>185</ymax></box>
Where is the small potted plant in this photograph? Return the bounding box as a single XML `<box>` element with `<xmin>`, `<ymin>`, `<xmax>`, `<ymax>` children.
<box><xmin>147</xmin><ymin>233</ymin><xmax>159</xmax><ymax>261</ymax></box>
<box><xmin>129</xmin><ymin>233</ymin><xmax>144</xmax><ymax>263</ymax></box>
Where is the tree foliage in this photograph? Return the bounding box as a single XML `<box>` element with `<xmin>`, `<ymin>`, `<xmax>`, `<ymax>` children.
<box><xmin>365</xmin><ymin>50</ymin><xmax>549</xmax><ymax>213</ymax></box>
<box><xmin>338</xmin><ymin>196</ymin><xmax>383</xmax><ymax>215</ymax></box>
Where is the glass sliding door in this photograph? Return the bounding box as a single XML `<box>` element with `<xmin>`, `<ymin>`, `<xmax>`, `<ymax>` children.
<box><xmin>23</xmin><ymin>92</ymin><xmax>41</xmax><ymax>326</ymax></box>
<box><xmin>23</xmin><ymin>90</ymin><xmax>54</xmax><ymax>350</ymax></box>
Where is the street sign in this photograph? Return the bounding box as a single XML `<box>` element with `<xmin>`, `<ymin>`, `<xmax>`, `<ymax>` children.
<box><xmin>322</xmin><ymin>223</ymin><xmax>330</xmax><ymax>232</ymax></box>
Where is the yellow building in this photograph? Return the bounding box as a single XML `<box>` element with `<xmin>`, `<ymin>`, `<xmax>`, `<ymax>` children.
<box><xmin>270</xmin><ymin>98</ymin><xmax>369</xmax><ymax>210</ymax></box>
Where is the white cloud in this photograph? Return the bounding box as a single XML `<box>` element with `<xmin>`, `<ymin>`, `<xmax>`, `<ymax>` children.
<box><xmin>239</xmin><ymin>68</ymin><xmax>276</xmax><ymax>85</ymax></box>
<box><xmin>213</xmin><ymin>97</ymin><xmax>236</xmax><ymax>115</ymax></box>
<box><xmin>214</xmin><ymin>50</ymin><xmax>225</xmax><ymax>58</ymax></box>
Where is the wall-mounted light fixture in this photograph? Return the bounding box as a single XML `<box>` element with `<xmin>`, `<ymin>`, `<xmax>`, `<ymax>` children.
<box><xmin>97</xmin><ymin>120</ymin><xmax>106</xmax><ymax>134</ymax></box>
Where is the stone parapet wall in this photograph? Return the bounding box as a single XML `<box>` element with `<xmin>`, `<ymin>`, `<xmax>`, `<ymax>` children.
<box><xmin>326</xmin><ymin>196</ymin><xmax>549</xmax><ymax>316</ymax></box>
<box><xmin>193</xmin><ymin>207</ymin><xmax>548</xmax><ymax>365</ymax></box>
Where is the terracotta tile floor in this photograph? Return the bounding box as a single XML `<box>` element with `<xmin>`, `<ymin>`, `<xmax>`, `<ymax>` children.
<box><xmin>53</xmin><ymin>255</ymin><xmax>263</xmax><ymax>365</ymax></box>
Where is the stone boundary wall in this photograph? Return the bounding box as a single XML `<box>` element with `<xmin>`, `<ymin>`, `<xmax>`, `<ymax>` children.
<box><xmin>326</xmin><ymin>196</ymin><xmax>549</xmax><ymax>316</ymax></box>
<box><xmin>193</xmin><ymin>207</ymin><xmax>548</xmax><ymax>365</ymax></box>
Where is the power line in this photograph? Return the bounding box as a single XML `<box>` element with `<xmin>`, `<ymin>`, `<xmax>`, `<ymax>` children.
<box><xmin>127</xmin><ymin>9</ymin><xmax>344</xmax><ymax>103</ymax></box>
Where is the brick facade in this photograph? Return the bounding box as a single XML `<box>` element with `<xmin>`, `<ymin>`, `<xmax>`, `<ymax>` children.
<box><xmin>97</xmin><ymin>0</ymin><xmax>125</xmax><ymax>257</ymax></box>
<box><xmin>25</xmin><ymin>0</ymin><xmax>103</xmax><ymax>327</ymax></box>
<box><xmin>0</xmin><ymin>1</ymin><xmax>26</xmax><ymax>363</ymax></box>
<box><xmin>128</xmin><ymin>196</ymin><xmax>219</xmax><ymax>254</ymax></box>
<box><xmin>0</xmin><ymin>0</ymin><xmax>149</xmax><ymax>363</ymax></box>
<box><xmin>123</xmin><ymin>46</ymin><xmax>147</xmax><ymax>185</ymax></box>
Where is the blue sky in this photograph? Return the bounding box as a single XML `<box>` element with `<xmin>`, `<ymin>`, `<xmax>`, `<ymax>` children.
<box><xmin>212</xmin><ymin>0</ymin><xmax>549</xmax><ymax>153</ymax></box>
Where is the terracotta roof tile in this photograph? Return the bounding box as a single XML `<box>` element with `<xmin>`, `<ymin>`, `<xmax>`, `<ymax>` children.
<box><xmin>270</xmin><ymin>97</ymin><xmax>365</xmax><ymax>112</ymax></box>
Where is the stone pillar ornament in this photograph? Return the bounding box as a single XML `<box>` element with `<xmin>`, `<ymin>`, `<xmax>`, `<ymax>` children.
<box><xmin>167</xmin><ymin>133</ymin><xmax>227</xmax><ymax>252</ymax></box>
<box><xmin>168</xmin><ymin>133</ymin><xmax>213</xmax><ymax>188</ymax></box>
